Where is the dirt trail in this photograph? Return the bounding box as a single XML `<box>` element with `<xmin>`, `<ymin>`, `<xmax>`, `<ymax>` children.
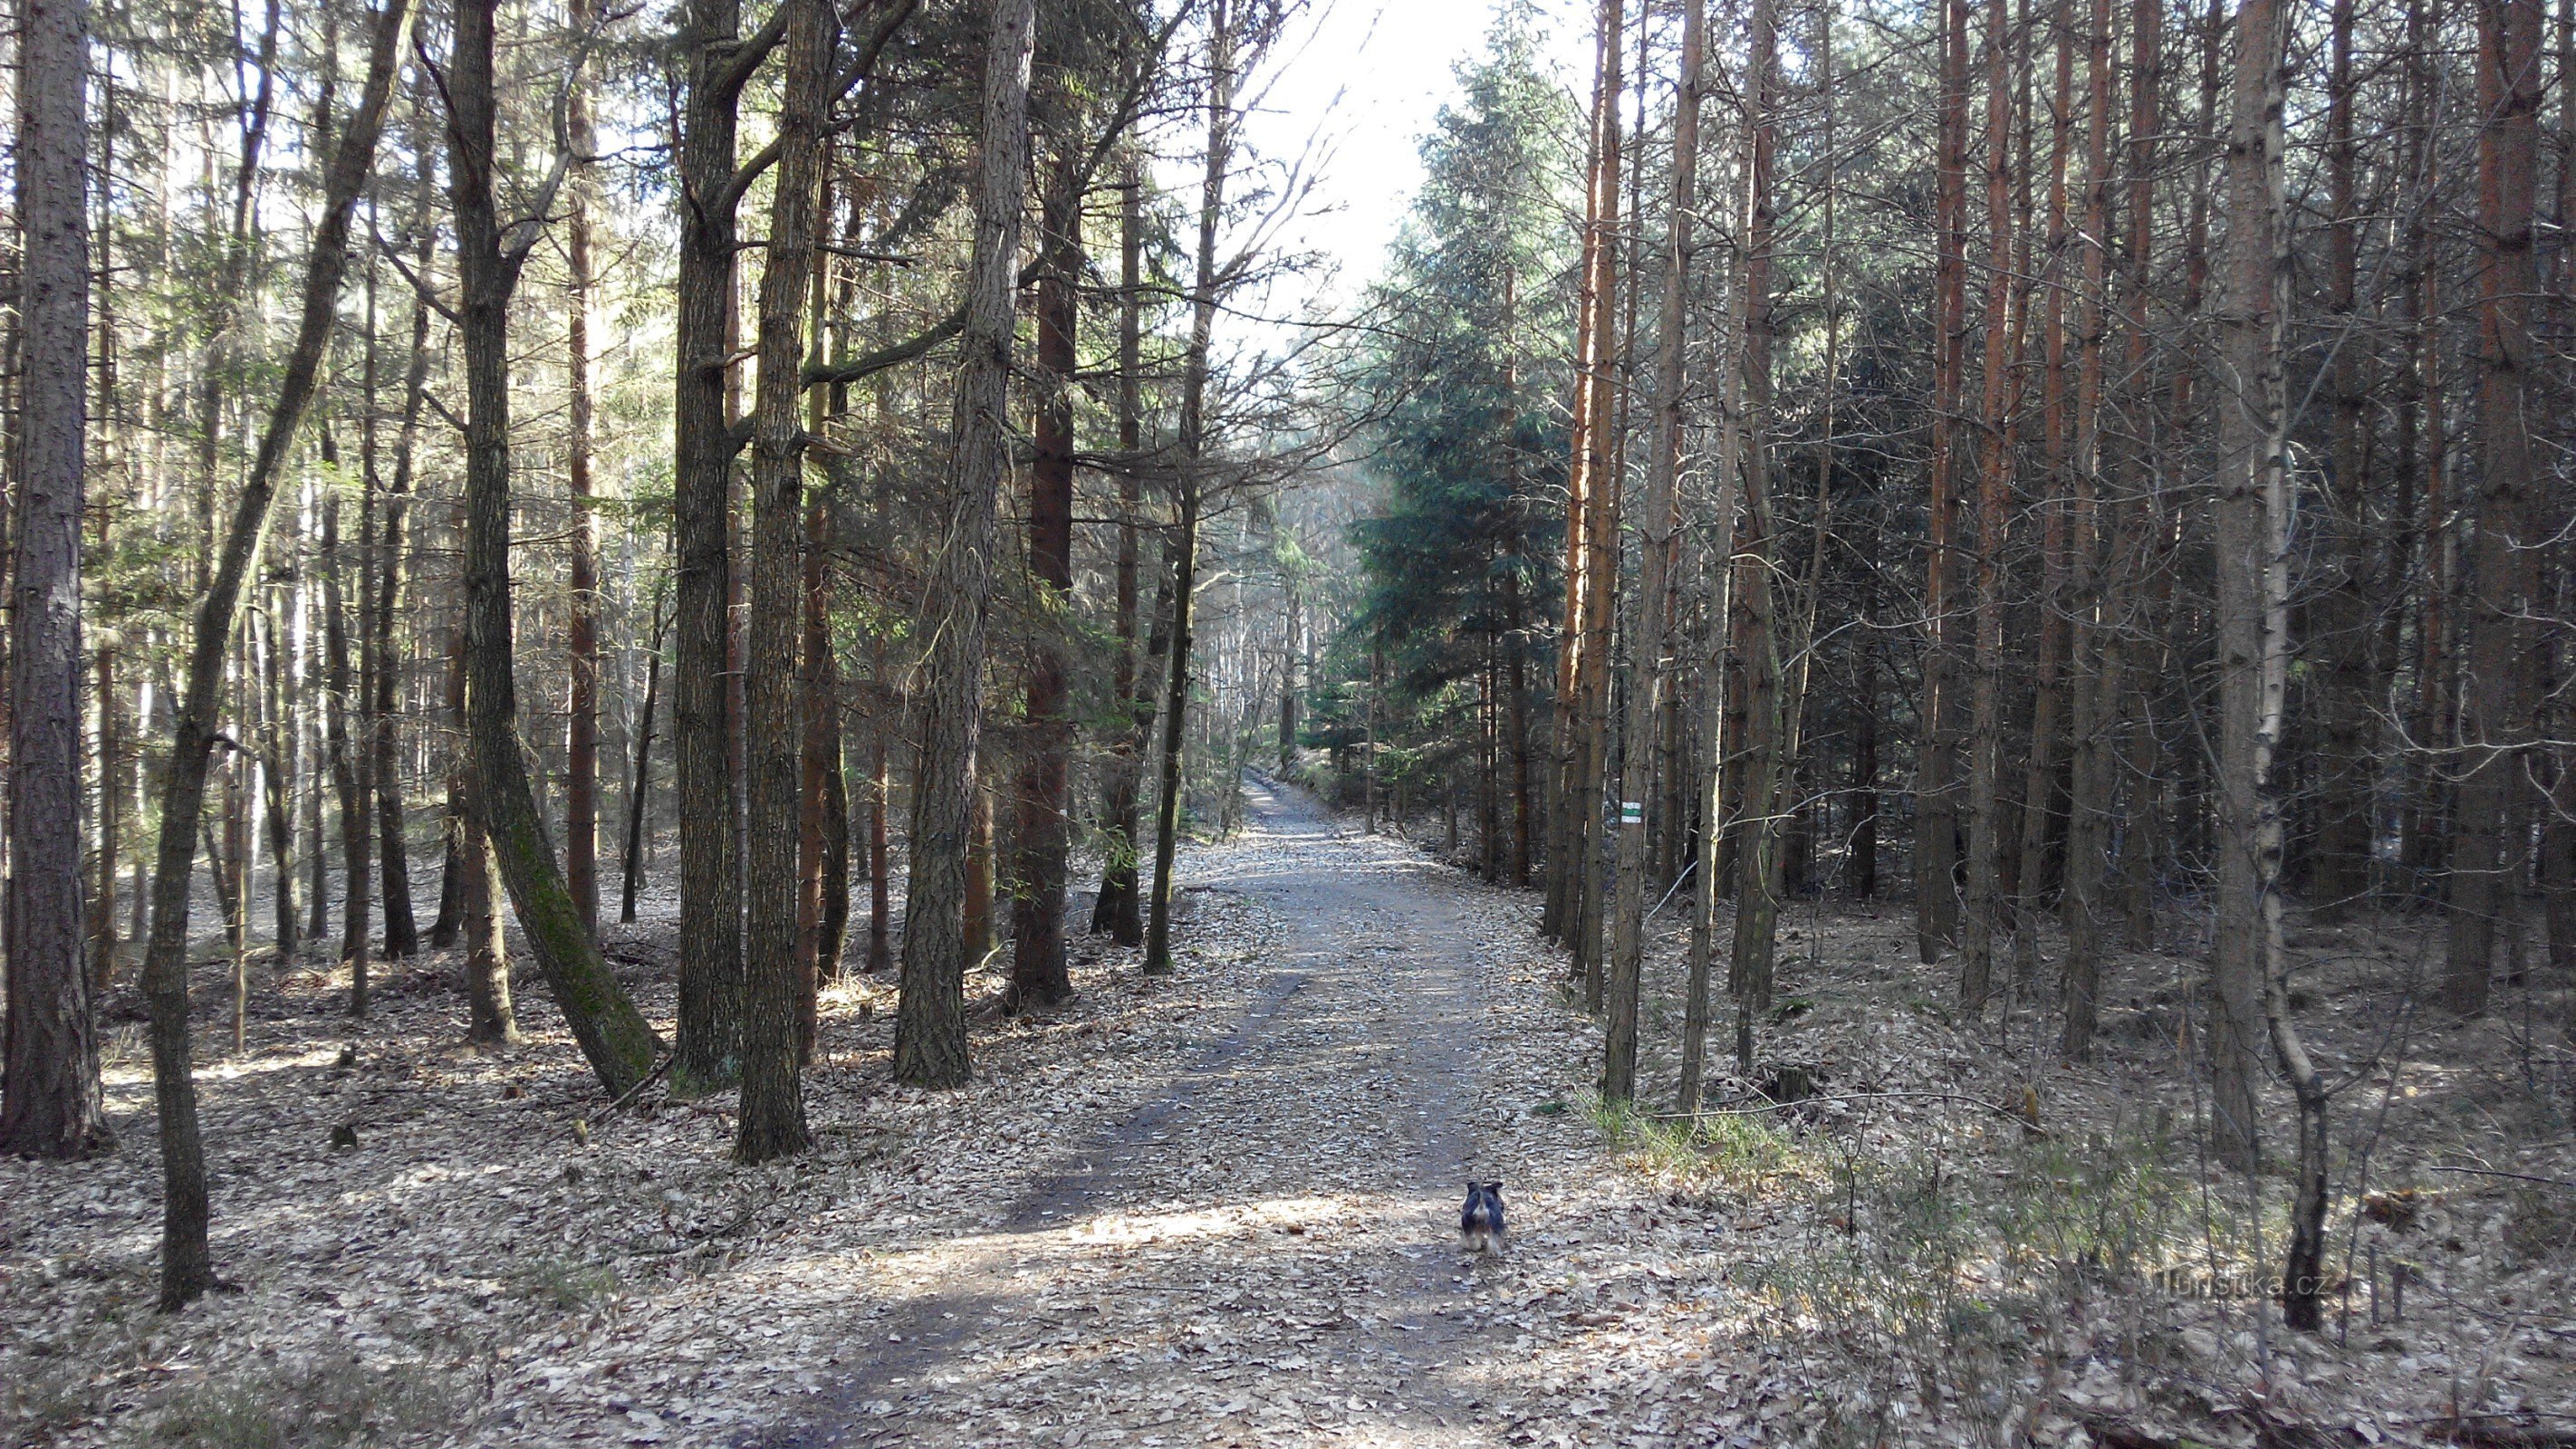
<box><xmin>753</xmin><ymin>779</ymin><xmax>1533</xmax><ymax>1447</ymax></box>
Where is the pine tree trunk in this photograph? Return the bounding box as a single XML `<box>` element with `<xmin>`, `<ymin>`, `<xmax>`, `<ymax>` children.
<box><xmin>1010</xmin><ymin>149</ymin><xmax>1081</xmax><ymax>1010</ymax></box>
<box><xmin>2446</xmin><ymin>0</ymin><xmax>2545</xmax><ymax>1015</ymax></box>
<box><xmin>256</xmin><ymin>604</ymin><xmax>301</xmax><ymax>957</ymax></box>
<box><xmin>2310</xmin><ymin>0</ymin><xmax>2376</xmax><ymax>911</ymax></box>
<box><xmin>735</xmin><ymin>0</ymin><xmax>834</xmax><ymax>1162</ymax></box>
<box><xmin>2013</xmin><ymin>0</ymin><xmax>2076</xmax><ymax>989</ymax></box>
<box><xmin>1143</xmin><ymin>4</ymin><xmax>1235</xmax><ymax>978</ymax></box>
<box><xmin>620</xmin><ymin>598</ymin><xmax>668</xmax><ymax>925</ymax></box>
<box><xmin>372</xmin><ymin>232</ymin><xmax>432</xmax><ymax>959</ymax></box>
<box><xmin>2060</xmin><ymin>0</ymin><xmax>2128</xmax><ymax>1056</ymax></box>
<box><xmin>446</xmin><ymin>0</ymin><xmax>659</xmax><ymax>1095</ymax></box>
<box><xmin>2210</xmin><ymin>0</ymin><xmax>2291</xmax><ymax>1170</ymax></box>
<box><xmin>895</xmin><ymin>0</ymin><xmax>1036</xmax><ymax>1083</ymax></box>
<box><xmin>1960</xmin><ymin>0</ymin><xmax>2017</xmax><ymax>1014</ymax></box>
<box><xmin>565</xmin><ymin>0</ymin><xmax>603</xmax><ymax>936</ymax></box>
<box><xmin>671</xmin><ymin>0</ymin><xmax>755</xmax><ymax>1092</ymax></box>
<box><xmin>1</xmin><ymin>0</ymin><xmax>109</xmax><ymax>1160</ymax></box>
<box><xmin>1602</xmin><ymin>0</ymin><xmax>1704</xmax><ymax>1106</ymax></box>
<box><xmin>1547</xmin><ymin>0</ymin><xmax>1622</xmax><ymax>948</ymax></box>
<box><xmin>322</xmin><ymin>482</ymin><xmax>371</xmax><ymax>1007</ymax></box>
<box><xmin>461</xmin><ymin>796</ymin><xmax>517</xmax><ymax>1046</ymax></box>
<box><xmin>1917</xmin><ymin>0</ymin><xmax>1972</xmax><ymax>964</ymax></box>
<box><xmin>1091</xmin><ymin>166</ymin><xmax>1149</xmax><ymax>945</ymax></box>
<box><xmin>867</xmin><ymin>711</ymin><xmax>893</xmax><ymax>973</ymax></box>
<box><xmin>1728</xmin><ymin>0</ymin><xmax>1782</xmax><ymax>1079</ymax></box>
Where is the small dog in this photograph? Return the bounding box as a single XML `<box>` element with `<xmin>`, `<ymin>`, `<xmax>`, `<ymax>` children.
<box><xmin>1459</xmin><ymin>1180</ymin><xmax>1507</xmax><ymax>1255</ymax></box>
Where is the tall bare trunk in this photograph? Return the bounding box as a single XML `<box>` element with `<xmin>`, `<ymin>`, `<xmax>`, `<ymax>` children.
<box><xmin>1918</xmin><ymin>0</ymin><xmax>1972</xmax><ymax>963</ymax></box>
<box><xmin>671</xmin><ymin>0</ymin><xmax>757</xmax><ymax>1091</ymax></box>
<box><xmin>1727</xmin><ymin>0</ymin><xmax>1780</xmax><ymax>1078</ymax></box>
<box><xmin>2210</xmin><ymin>0</ymin><xmax>2292</xmax><ymax>1171</ymax></box>
<box><xmin>564</xmin><ymin>0</ymin><xmax>603</xmax><ymax>936</ymax></box>
<box><xmin>1547</xmin><ymin>0</ymin><xmax>1624</xmax><ymax>949</ymax></box>
<box><xmin>2446</xmin><ymin>0</ymin><xmax>2546</xmax><ymax>1014</ymax></box>
<box><xmin>895</xmin><ymin>0</ymin><xmax>1036</xmax><ymax>1083</ymax></box>
<box><xmin>372</xmin><ymin>227</ymin><xmax>431</xmax><ymax>959</ymax></box>
<box><xmin>2060</xmin><ymin>0</ymin><xmax>2125</xmax><ymax>1055</ymax></box>
<box><xmin>621</xmin><ymin>595</ymin><xmax>669</xmax><ymax>924</ymax></box>
<box><xmin>1091</xmin><ymin>168</ymin><xmax>1149</xmax><ymax>944</ymax></box>
<box><xmin>1142</xmin><ymin>4</ymin><xmax>1236</xmax><ymax>978</ymax></box>
<box><xmin>1</xmin><ymin>0</ymin><xmax>109</xmax><ymax>1161</ymax></box>
<box><xmin>1960</xmin><ymin>0</ymin><xmax>2019</xmax><ymax>1013</ymax></box>
<box><xmin>735</xmin><ymin>0</ymin><xmax>837</xmax><ymax>1162</ymax></box>
<box><xmin>1011</xmin><ymin>149</ymin><xmax>1081</xmax><ymax>1009</ymax></box>
<box><xmin>1603</xmin><ymin>0</ymin><xmax>1706</xmax><ymax>1106</ymax></box>
<box><xmin>2311</xmin><ymin>0</ymin><xmax>2376</xmax><ymax>909</ymax></box>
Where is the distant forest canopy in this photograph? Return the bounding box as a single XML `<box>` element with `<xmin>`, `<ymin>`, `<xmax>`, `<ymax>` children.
<box><xmin>0</xmin><ymin>0</ymin><xmax>2566</xmax><ymax>1343</ymax></box>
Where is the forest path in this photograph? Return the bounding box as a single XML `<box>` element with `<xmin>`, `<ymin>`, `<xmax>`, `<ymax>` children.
<box><xmin>755</xmin><ymin>778</ymin><xmax>1534</xmax><ymax>1448</ymax></box>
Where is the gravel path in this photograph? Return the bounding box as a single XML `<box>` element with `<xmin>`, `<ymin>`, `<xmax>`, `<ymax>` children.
<box><xmin>753</xmin><ymin>778</ymin><xmax>1539</xmax><ymax>1448</ymax></box>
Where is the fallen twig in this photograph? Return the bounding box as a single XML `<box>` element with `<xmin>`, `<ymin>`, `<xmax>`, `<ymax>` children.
<box><xmin>1649</xmin><ymin>1088</ymin><xmax>2052</xmax><ymax>1133</ymax></box>
<box><xmin>2427</xmin><ymin>1164</ymin><xmax>2576</xmax><ymax>1191</ymax></box>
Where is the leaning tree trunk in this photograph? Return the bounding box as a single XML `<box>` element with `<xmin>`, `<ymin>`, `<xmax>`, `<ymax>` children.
<box><xmin>444</xmin><ymin>0</ymin><xmax>658</xmax><ymax>1096</ymax></box>
<box><xmin>132</xmin><ymin>0</ymin><xmax>414</xmax><ymax>1309</ymax></box>
<box><xmin>895</xmin><ymin>0</ymin><xmax>1037</xmax><ymax>1085</ymax></box>
<box><xmin>0</xmin><ymin>0</ymin><xmax>110</xmax><ymax>1162</ymax></box>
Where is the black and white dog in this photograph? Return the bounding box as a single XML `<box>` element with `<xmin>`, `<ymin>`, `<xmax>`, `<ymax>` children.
<box><xmin>1459</xmin><ymin>1180</ymin><xmax>1507</xmax><ymax>1255</ymax></box>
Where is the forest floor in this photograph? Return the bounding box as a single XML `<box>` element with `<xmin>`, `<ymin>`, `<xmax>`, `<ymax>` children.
<box><xmin>4</xmin><ymin>780</ymin><xmax>2573</xmax><ymax>1449</ymax></box>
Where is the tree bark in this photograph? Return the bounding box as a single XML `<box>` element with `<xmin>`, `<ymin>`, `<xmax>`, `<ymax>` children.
<box><xmin>444</xmin><ymin>0</ymin><xmax>659</xmax><ymax>1095</ymax></box>
<box><xmin>2446</xmin><ymin>0</ymin><xmax>2545</xmax><ymax>1015</ymax></box>
<box><xmin>372</xmin><ymin>231</ymin><xmax>433</xmax><ymax>960</ymax></box>
<box><xmin>1092</xmin><ymin>167</ymin><xmax>1149</xmax><ymax>945</ymax></box>
<box><xmin>895</xmin><ymin>0</ymin><xmax>1035</xmax><ymax>1084</ymax></box>
<box><xmin>735</xmin><ymin>0</ymin><xmax>836</xmax><ymax>1163</ymax></box>
<box><xmin>1918</xmin><ymin>0</ymin><xmax>1972</xmax><ymax>964</ymax></box>
<box><xmin>322</xmin><ymin>481</ymin><xmax>370</xmax><ymax>1006</ymax></box>
<box><xmin>2061</xmin><ymin>0</ymin><xmax>2129</xmax><ymax>1056</ymax></box>
<box><xmin>1547</xmin><ymin>0</ymin><xmax>1623</xmax><ymax>951</ymax></box>
<box><xmin>2210</xmin><ymin>0</ymin><xmax>2291</xmax><ymax>1171</ymax></box>
<box><xmin>1142</xmin><ymin>3</ymin><xmax>1236</xmax><ymax>978</ymax></box>
<box><xmin>1960</xmin><ymin>0</ymin><xmax>2018</xmax><ymax>1014</ymax></box>
<box><xmin>671</xmin><ymin>0</ymin><xmax>758</xmax><ymax>1092</ymax></box>
<box><xmin>132</xmin><ymin>0</ymin><xmax>412</xmax><ymax>1308</ymax></box>
<box><xmin>2310</xmin><ymin>0</ymin><xmax>2376</xmax><ymax>910</ymax></box>
<box><xmin>621</xmin><ymin>596</ymin><xmax>669</xmax><ymax>925</ymax></box>
<box><xmin>2</xmin><ymin>0</ymin><xmax>110</xmax><ymax>1161</ymax></box>
<box><xmin>1728</xmin><ymin>0</ymin><xmax>1781</xmax><ymax>1077</ymax></box>
<box><xmin>1602</xmin><ymin>0</ymin><xmax>1704</xmax><ymax>1106</ymax></box>
<box><xmin>1011</xmin><ymin>148</ymin><xmax>1081</xmax><ymax>1010</ymax></box>
<box><xmin>565</xmin><ymin>0</ymin><xmax>604</xmax><ymax>937</ymax></box>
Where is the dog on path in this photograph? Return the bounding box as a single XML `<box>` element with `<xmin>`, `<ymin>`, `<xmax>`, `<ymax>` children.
<box><xmin>1459</xmin><ymin>1181</ymin><xmax>1506</xmax><ymax>1255</ymax></box>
